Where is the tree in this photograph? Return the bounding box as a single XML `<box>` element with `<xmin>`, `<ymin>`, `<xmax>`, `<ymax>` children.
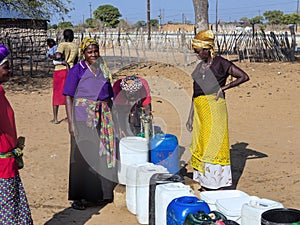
<box><xmin>136</xmin><ymin>20</ymin><xmax>146</xmax><ymax>27</ymax></box>
<box><xmin>281</xmin><ymin>13</ymin><xmax>300</xmax><ymax>25</ymax></box>
<box><xmin>57</xmin><ymin>21</ymin><xmax>73</xmax><ymax>29</ymax></box>
<box><xmin>0</xmin><ymin>0</ymin><xmax>72</xmax><ymax>21</ymax></box>
<box><xmin>192</xmin><ymin>0</ymin><xmax>209</xmax><ymax>32</ymax></box>
<box><xmin>263</xmin><ymin>10</ymin><xmax>284</xmax><ymax>25</ymax></box>
<box><xmin>85</xmin><ymin>18</ymin><xmax>97</xmax><ymax>28</ymax></box>
<box><xmin>118</xmin><ymin>19</ymin><xmax>131</xmax><ymax>30</ymax></box>
<box><xmin>240</xmin><ymin>17</ymin><xmax>249</xmax><ymax>24</ymax></box>
<box><xmin>249</xmin><ymin>16</ymin><xmax>264</xmax><ymax>25</ymax></box>
<box><xmin>134</xmin><ymin>20</ymin><xmax>146</xmax><ymax>29</ymax></box>
<box><xmin>93</xmin><ymin>4</ymin><xmax>122</xmax><ymax>28</ymax></box>
<box><xmin>50</xmin><ymin>24</ymin><xmax>58</xmax><ymax>29</ymax></box>
<box><xmin>150</xmin><ymin>19</ymin><xmax>159</xmax><ymax>27</ymax></box>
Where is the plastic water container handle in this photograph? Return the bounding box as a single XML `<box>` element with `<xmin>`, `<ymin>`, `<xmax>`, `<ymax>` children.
<box><xmin>249</xmin><ymin>196</ymin><xmax>265</xmax><ymax>208</ymax></box>
<box><xmin>249</xmin><ymin>196</ymin><xmax>277</xmax><ymax>209</ymax></box>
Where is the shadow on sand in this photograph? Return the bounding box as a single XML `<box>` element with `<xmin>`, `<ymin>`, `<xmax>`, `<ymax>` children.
<box><xmin>228</xmin><ymin>142</ymin><xmax>268</xmax><ymax>189</ymax></box>
<box><xmin>179</xmin><ymin>142</ymin><xmax>268</xmax><ymax>189</ymax></box>
<box><xmin>44</xmin><ymin>203</ymin><xmax>107</xmax><ymax>225</ymax></box>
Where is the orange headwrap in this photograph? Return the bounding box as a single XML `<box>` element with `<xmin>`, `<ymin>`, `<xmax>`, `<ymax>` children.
<box><xmin>192</xmin><ymin>30</ymin><xmax>216</xmax><ymax>57</ymax></box>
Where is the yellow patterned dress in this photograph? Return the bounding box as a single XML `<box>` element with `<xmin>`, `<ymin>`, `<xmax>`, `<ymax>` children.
<box><xmin>189</xmin><ymin>56</ymin><xmax>233</xmax><ymax>189</ymax></box>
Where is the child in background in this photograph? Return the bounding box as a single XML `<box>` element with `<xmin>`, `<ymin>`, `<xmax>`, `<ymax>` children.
<box><xmin>46</xmin><ymin>38</ymin><xmax>64</xmax><ymax>66</ymax></box>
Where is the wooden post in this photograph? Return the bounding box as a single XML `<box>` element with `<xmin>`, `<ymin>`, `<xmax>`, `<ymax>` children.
<box><xmin>147</xmin><ymin>0</ymin><xmax>151</xmax><ymax>49</ymax></box>
<box><xmin>288</xmin><ymin>25</ymin><xmax>296</xmax><ymax>62</ymax></box>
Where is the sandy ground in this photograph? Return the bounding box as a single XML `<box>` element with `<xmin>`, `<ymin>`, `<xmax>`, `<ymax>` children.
<box><xmin>3</xmin><ymin>59</ymin><xmax>300</xmax><ymax>225</ymax></box>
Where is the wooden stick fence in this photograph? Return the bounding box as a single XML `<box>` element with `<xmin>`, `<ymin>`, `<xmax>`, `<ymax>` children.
<box><xmin>1</xmin><ymin>28</ymin><xmax>297</xmax><ymax>77</ymax></box>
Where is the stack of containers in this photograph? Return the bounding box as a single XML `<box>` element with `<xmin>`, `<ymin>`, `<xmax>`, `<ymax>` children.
<box><xmin>148</xmin><ymin>173</ymin><xmax>185</xmax><ymax>225</ymax></box>
<box><xmin>118</xmin><ymin>136</ymin><xmax>149</xmax><ymax>185</ymax></box>
<box><xmin>155</xmin><ymin>182</ymin><xmax>195</xmax><ymax>225</ymax></box>
<box><xmin>200</xmin><ymin>190</ymin><xmax>250</xmax><ymax>223</ymax></box>
<box><xmin>126</xmin><ymin>162</ymin><xmax>153</xmax><ymax>215</ymax></box>
<box><xmin>200</xmin><ymin>190</ymin><xmax>284</xmax><ymax>224</ymax></box>
<box><xmin>136</xmin><ymin>163</ymin><xmax>169</xmax><ymax>224</ymax></box>
<box><xmin>200</xmin><ymin>190</ymin><xmax>250</xmax><ymax>211</ymax></box>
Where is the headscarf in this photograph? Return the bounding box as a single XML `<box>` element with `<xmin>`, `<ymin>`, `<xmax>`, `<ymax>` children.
<box><xmin>80</xmin><ymin>37</ymin><xmax>99</xmax><ymax>53</ymax></box>
<box><xmin>0</xmin><ymin>45</ymin><xmax>9</xmax><ymax>66</ymax></box>
<box><xmin>120</xmin><ymin>75</ymin><xmax>143</xmax><ymax>94</ymax></box>
<box><xmin>191</xmin><ymin>30</ymin><xmax>216</xmax><ymax>57</ymax></box>
<box><xmin>80</xmin><ymin>37</ymin><xmax>112</xmax><ymax>82</ymax></box>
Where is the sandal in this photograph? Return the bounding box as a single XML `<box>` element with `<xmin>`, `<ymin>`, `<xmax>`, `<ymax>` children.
<box><xmin>58</xmin><ymin>117</ymin><xmax>68</xmax><ymax>123</ymax></box>
<box><xmin>71</xmin><ymin>200</ymin><xmax>85</xmax><ymax>210</ymax></box>
<box><xmin>50</xmin><ymin>119</ymin><xmax>60</xmax><ymax>124</ymax></box>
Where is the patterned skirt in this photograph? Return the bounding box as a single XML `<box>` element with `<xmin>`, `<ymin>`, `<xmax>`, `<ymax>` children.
<box><xmin>0</xmin><ymin>175</ymin><xmax>33</xmax><ymax>224</ymax></box>
<box><xmin>190</xmin><ymin>95</ymin><xmax>232</xmax><ymax>189</ymax></box>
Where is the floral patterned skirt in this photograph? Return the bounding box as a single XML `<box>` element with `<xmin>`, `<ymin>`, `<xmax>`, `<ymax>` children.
<box><xmin>0</xmin><ymin>175</ymin><xmax>33</xmax><ymax>224</ymax></box>
<box><xmin>193</xmin><ymin>163</ymin><xmax>232</xmax><ymax>189</ymax></box>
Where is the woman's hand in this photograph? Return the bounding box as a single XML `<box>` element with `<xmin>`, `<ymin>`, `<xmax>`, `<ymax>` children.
<box><xmin>68</xmin><ymin>120</ymin><xmax>77</xmax><ymax>137</ymax></box>
<box><xmin>215</xmin><ymin>88</ymin><xmax>224</xmax><ymax>101</ymax></box>
<box><xmin>186</xmin><ymin>100</ymin><xmax>194</xmax><ymax>132</ymax></box>
<box><xmin>65</xmin><ymin>96</ymin><xmax>76</xmax><ymax>136</ymax></box>
<box><xmin>186</xmin><ymin>119</ymin><xmax>193</xmax><ymax>132</ymax></box>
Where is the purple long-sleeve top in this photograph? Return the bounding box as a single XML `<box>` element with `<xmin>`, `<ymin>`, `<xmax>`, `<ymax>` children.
<box><xmin>63</xmin><ymin>60</ymin><xmax>113</xmax><ymax>122</ymax></box>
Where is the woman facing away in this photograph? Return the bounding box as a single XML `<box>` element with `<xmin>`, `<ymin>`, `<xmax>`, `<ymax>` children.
<box><xmin>0</xmin><ymin>44</ymin><xmax>33</xmax><ymax>224</ymax></box>
<box><xmin>63</xmin><ymin>37</ymin><xmax>117</xmax><ymax>210</ymax></box>
<box><xmin>186</xmin><ymin>30</ymin><xmax>250</xmax><ymax>190</ymax></box>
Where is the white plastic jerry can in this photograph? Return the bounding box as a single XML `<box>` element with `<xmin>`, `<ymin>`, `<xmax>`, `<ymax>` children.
<box><xmin>241</xmin><ymin>196</ymin><xmax>284</xmax><ymax>225</ymax></box>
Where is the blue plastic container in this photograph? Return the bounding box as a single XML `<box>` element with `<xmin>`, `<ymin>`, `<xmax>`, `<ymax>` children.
<box><xmin>150</xmin><ymin>134</ymin><xmax>179</xmax><ymax>174</ymax></box>
<box><xmin>167</xmin><ymin>196</ymin><xmax>210</xmax><ymax>225</ymax></box>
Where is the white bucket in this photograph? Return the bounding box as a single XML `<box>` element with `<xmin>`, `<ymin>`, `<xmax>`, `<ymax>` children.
<box><xmin>200</xmin><ymin>189</ymin><xmax>249</xmax><ymax>211</ymax></box>
<box><xmin>118</xmin><ymin>136</ymin><xmax>149</xmax><ymax>185</ymax></box>
<box><xmin>136</xmin><ymin>164</ymin><xmax>169</xmax><ymax>224</ymax></box>
<box><xmin>125</xmin><ymin>162</ymin><xmax>153</xmax><ymax>215</ymax></box>
<box><xmin>241</xmin><ymin>196</ymin><xmax>284</xmax><ymax>225</ymax></box>
<box><xmin>155</xmin><ymin>182</ymin><xmax>195</xmax><ymax>225</ymax></box>
<box><xmin>216</xmin><ymin>195</ymin><xmax>251</xmax><ymax>223</ymax></box>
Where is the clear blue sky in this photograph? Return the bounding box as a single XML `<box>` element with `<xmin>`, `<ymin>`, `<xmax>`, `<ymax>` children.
<box><xmin>51</xmin><ymin>0</ymin><xmax>299</xmax><ymax>25</ymax></box>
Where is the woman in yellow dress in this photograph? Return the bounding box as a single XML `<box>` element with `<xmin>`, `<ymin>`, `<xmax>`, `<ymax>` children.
<box><xmin>186</xmin><ymin>30</ymin><xmax>250</xmax><ymax>190</ymax></box>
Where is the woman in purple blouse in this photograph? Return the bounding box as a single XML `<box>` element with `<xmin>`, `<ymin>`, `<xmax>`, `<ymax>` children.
<box><xmin>63</xmin><ymin>37</ymin><xmax>117</xmax><ymax>210</ymax></box>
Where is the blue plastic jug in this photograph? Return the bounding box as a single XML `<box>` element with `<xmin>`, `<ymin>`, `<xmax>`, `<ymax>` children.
<box><xmin>150</xmin><ymin>134</ymin><xmax>179</xmax><ymax>174</ymax></box>
<box><xmin>167</xmin><ymin>196</ymin><xmax>210</xmax><ymax>225</ymax></box>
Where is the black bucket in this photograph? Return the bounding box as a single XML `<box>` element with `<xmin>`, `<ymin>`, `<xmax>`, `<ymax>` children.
<box><xmin>261</xmin><ymin>208</ymin><xmax>300</xmax><ymax>225</ymax></box>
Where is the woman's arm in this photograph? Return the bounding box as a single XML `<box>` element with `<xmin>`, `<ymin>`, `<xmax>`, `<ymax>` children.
<box><xmin>186</xmin><ymin>99</ymin><xmax>194</xmax><ymax>132</ymax></box>
<box><xmin>143</xmin><ymin>103</ymin><xmax>152</xmax><ymax>115</ymax></box>
<box><xmin>61</xmin><ymin>61</ymin><xmax>70</xmax><ymax>71</ymax></box>
<box><xmin>216</xmin><ymin>64</ymin><xmax>250</xmax><ymax>100</ymax></box>
<box><xmin>65</xmin><ymin>96</ymin><xmax>76</xmax><ymax>136</ymax></box>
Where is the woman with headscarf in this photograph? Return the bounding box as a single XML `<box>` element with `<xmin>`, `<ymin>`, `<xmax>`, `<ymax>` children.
<box><xmin>0</xmin><ymin>45</ymin><xmax>33</xmax><ymax>224</ymax></box>
<box><xmin>63</xmin><ymin>37</ymin><xmax>116</xmax><ymax>210</ymax></box>
<box><xmin>112</xmin><ymin>75</ymin><xmax>152</xmax><ymax>138</ymax></box>
<box><xmin>186</xmin><ymin>30</ymin><xmax>250</xmax><ymax>190</ymax></box>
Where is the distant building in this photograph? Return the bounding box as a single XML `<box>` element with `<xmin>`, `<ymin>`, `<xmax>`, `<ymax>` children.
<box><xmin>0</xmin><ymin>18</ymin><xmax>50</xmax><ymax>76</ymax></box>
